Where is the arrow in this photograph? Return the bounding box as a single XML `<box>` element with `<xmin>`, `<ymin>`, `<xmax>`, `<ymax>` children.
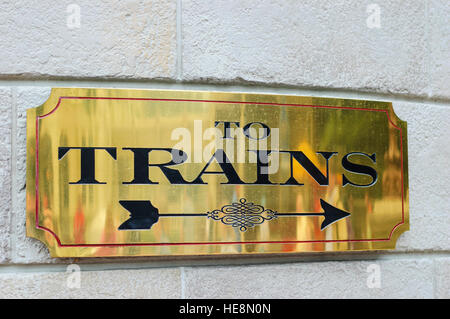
<box><xmin>118</xmin><ymin>200</ymin><xmax>206</xmax><ymax>230</ymax></box>
<box><xmin>118</xmin><ymin>200</ymin><xmax>160</xmax><ymax>230</ymax></box>
<box><xmin>275</xmin><ymin>199</ymin><xmax>350</xmax><ymax>230</ymax></box>
<box><xmin>118</xmin><ymin>198</ymin><xmax>350</xmax><ymax>231</ymax></box>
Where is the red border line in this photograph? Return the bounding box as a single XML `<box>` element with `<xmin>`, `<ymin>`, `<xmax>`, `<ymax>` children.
<box><xmin>35</xmin><ymin>96</ymin><xmax>405</xmax><ymax>247</ymax></box>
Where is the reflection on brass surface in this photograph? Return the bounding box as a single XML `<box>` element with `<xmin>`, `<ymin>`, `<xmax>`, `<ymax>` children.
<box><xmin>26</xmin><ymin>88</ymin><xmax>409</xmax><ymax>257</ymax></box>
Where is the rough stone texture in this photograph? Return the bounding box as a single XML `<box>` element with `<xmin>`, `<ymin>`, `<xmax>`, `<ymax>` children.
<box><xmin>184</xmin><ymin>259</ymin><xmax>434</xmax><ymax>298</ymax></box>
<box><xmin>0</xmin><ymin>0</ymin><xmax>447</xmax><ymax>300</ymax></box>
<box><xmin>393</xmin><ymin>102</ymin><xmax>450</xmax><ymax>251</ymax></box>
<box><xmin>0</xmin><ymin>88</ymin><xmax>11</xmax><ymax>263</ymax></box>
<box><xmin>0</xmin><ymin>267</ymin><xmax>181</xmax><ymax>298</ymax></box>
<box><xmin>182</xmin><ymin>0</ymin><xmax>428</xmax><ymax>96</ymax></box>
<box><xmin>434</xmin><ymin>258</ymin><xmax>450</xmax><ymax>298</ymax></box>
<box><xmin>0</xmin><ymin>1</ymin><xmax>177</xmax><ymax>79</ymax></box>
<box><xmin>11</xmin><ymin>87</ymin><xmax>61</xmax><ymax>263</ymax></box>
<box><xmin>429</xmin><ymin>0</ymin><xmax>450</xmax><ymax>99</ymax></box>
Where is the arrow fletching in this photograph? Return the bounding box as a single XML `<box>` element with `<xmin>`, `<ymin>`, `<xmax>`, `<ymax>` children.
<box><xmin>118</xmin><ymin>200</ymin><xmax>160</xmax><ymax>230</ymax></box>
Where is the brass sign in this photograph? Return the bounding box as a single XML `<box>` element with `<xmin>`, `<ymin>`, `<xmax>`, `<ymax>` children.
<box><xmin>26</xmin><ymin>88</ymin><xmax>409</xmax><ymax>257</ymax></box>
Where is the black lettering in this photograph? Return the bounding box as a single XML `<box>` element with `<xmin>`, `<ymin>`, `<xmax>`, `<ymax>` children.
<box><xmin>247</xmin><ymin>150</ymin><xmax>275</xmax><ymax>184</ymax></box>
<box><xmin>342</xmin><ymin>152</ymin><xmax>378</xmax><ymax>187</ymax></box>
<box><xmin>123</xmin><ymin>148</ymin><xmax>188</xmax><ymax>184</ymax></box>
<box><xmin>214</xmin><ymin>121</ymin><xmax>240</xmax><ymax>139</ymax></box>
<box><xmin>58</xmin><ymin>147</ymin><xmax>116</xmax><ymax>184</ymax></box>
<box><xmin>243</xmin><ymin>122</ymin><xmax>270</xmax><ymax>140</ymax></box>
<box><xmin>281</xmin><ymin>151</ymin><xmax>337</xmax><ymax>186</ymax></box>
<box><xmin>191</xmin><ymin>149</ymin><xmax>245</xmax><ymax>184</ymax></box>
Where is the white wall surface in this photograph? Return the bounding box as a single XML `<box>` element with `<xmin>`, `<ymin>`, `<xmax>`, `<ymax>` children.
<box><xmin>0</xmin><ymin>0</ymin><xmax>449</xmax><ymax>298</ymax></box>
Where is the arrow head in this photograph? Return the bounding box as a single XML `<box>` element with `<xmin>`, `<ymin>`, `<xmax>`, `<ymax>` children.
<box><xmin>319</xmin><ymin>199</ymin><xmax>351</xmax><ymax>231</ymax></box>
<box><xmin>118</xmin><ymin>200</ymin><xmax>159</xmax><ymax>230</ymax></box>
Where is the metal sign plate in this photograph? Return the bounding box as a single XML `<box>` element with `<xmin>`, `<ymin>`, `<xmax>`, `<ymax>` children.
<box><xmin>26</xmin><ymin>88</ymin><xmax>409</xmax><ymax>257</ymax></box>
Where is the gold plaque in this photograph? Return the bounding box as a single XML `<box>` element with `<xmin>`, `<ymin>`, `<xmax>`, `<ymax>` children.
<box><xmin>26</xmin><ymin>88</ymin><xmax>409</xmax><ymax>257</ymax></box>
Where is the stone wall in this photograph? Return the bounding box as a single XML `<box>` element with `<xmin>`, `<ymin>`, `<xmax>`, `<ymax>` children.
<box><xmin>0</xmin><ymin>0</ymin><xmax>448</xmax><ymax>298</ymax></box>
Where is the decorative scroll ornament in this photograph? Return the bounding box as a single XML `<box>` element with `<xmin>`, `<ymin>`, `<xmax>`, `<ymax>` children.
<box><xmin>207</xmin><ymin>198</ymin><xmax>277</xmax><ymax>232</ymax></box>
